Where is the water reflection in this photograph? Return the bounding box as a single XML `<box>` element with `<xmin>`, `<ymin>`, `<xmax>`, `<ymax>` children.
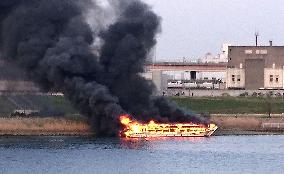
<box><xmin>0</xmin><ymin>136</ymin><xmax>284</xmax><ymax>174</ymax></box>
<box><xmin>120</xmin><ymin>138</ymin><xmax>152</xmax><ymax>150</ymax></box>
<box><xmin>120</xmin><ymin>137</ymin><xmax>208</xmax><ymax>149</ymax></box>
<box><xmin>0</xmin><ymin>136</ymin><xmax>95</xmax><ymax>149</ymax></box>
<box><xmin>0</xmin><ymin>136</ymin><xmax>210</xmax><ymax>150</ymax></box>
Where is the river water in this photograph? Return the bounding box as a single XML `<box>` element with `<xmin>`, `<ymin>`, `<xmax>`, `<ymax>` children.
<box><xmin>0</xmin><ymin>135</ymin><xmax>283</xmax><ymax>174</ymax></box>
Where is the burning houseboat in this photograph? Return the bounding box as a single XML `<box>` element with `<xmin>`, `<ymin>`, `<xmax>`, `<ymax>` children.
<box><xmin>120</xmin><ymin>115</ymin><xmax>218</xmax><ymax>138</ymax></box>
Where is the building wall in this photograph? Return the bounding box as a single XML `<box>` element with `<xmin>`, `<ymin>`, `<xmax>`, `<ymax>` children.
<box><xmin>228</xmin><ymin>46</ymin><xmax>284</xmax><ymax>89</ymax></box>
<box><xmin>140</xmin><ymin>72</ymin><xmax>153</xmax><ymax>80</ymax></box>
<box><xmin>201</xmin><ymin>72</ymin><xmax>226</xmax><ymax>81</ymax></box>
<box><xmin>245</xmin><ymin>59</ymin><xmax>264</xmax><ymax>89</ymax></box>
<box><xmin>163</xmin><ymin>71</ymin><xmax>202</xmax><ymax>80</ymax></box>
<box><xmin>228</xmin><ymin>46</ymin><xmax>284</xmax><ymax>69</ymax></box>
<box><xmin>162</xmin><ymin>71</ymin><xmax>225</xmax><ymax>81</ymax></box>
<box><xmin>152</xmin><ymin>70</ymin><xmax>168</xmax><ymax>92</ymax></box>
<box><xmin>264</xmin><ymin>68</ymin><xmax>283</xmax><ymax>88</ymax></box>
<box><xmin>226</xmin><ymin>68</ymin><xmax>245</xmax><ymax>89</ymax></box>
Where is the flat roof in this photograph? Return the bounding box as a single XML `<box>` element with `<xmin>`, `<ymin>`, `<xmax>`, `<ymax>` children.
<box><xmin>147</xmin><ymin>62</ymin><xmax>227</xmax><ymax>66</ymax></box>
<box><xmin>229</xmin><ymin>46</ymin><xmax>284</xmax><ymax>48</ymax></box>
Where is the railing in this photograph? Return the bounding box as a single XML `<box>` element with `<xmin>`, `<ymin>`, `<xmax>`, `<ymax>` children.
<box><xmin>261</xmin><ymin>123</ymin><xmax>284</xmax><ymax>129</ymax></box>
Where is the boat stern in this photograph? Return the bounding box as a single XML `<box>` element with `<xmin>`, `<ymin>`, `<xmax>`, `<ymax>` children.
<box><xmin>206</xmin><ymin>123</ymin><xmax>218</xmax><ymax>136</ymax></box>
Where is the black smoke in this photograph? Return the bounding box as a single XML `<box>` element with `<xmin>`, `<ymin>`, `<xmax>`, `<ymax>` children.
<box><xmin>0</xmin><ymin>0</ymin><xmax>208</xmax><ymax>136</ymax></box>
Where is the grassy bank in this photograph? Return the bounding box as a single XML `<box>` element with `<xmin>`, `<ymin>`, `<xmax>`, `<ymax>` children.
<box><xmin>0</xmin><ymin>116</ymin><xmax>283</xmax><ymax>136</ymax></box>
<box><xmin>0</xmin><ymin>117</ymin><xmax>92</xmax><ymax>136</ymax></box>
<box><xmin>212</xmin><ymin>115</ymin><xmax>284</xmax><ymax>135</ymax></box>
<box><xmin>2</xmin><ymin>94</ymin><xmax>284</xmax><ymax>116</ymax></box>
<box><xmin>1</xmin><ymin>95</ymin><xmax>284</xmax><ymax>136</ymax></box>
<box><xmin>171</xmin><ymin>96</ymin><xmax>284</xmax><ymax>114</ymax></box>
<box><xmin>0</xmin><ymin>94</ymin><xmax>77</xmax><ymax>117</ymax></box>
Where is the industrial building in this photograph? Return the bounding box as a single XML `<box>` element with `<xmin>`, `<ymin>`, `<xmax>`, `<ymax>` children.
<box><xmin>227</xmin><ymin>42</ymin><xmax>284</xmax><ymax>90</ymax></box>
<box><xmin>5</xmin><ymin>41</ymin><xmax>284</xmax><ymax>94</ymax></box>
<box><xmin>144</xmin><ymin>62</ymin><xmax>227</xmax><ymax>94</ymax></box>
<box><xmin>144</xmin><ymin>44</ymin><xmax>230</xmax><ymax>92</ymax></box>
<box><xmin>201</xmin><ymin>43</ymin><xmax>231</xmax><ymax>63</ymax></box>
<box><xmin>146</xmin><ymin>62</ymin><xmax>227</xmax><ymax>81</ymax></box>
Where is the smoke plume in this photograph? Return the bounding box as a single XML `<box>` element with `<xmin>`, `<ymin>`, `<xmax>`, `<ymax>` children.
<box><xmin>0</xmin><ymin>0</ymin><xmax>207</xmax><ymax>136</ymax></box>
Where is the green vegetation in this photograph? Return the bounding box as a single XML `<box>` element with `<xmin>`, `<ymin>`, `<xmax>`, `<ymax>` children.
<box><xmin>0</xmin><ymin>96</ymin><xmax>16</xmax><ymax>114</ymax></box>
<box><xmin>0</xmin><ymin>95</ymin><xmax>78</xmax><ymax>117</ymax></box>
<box><xmin>1</xmin><ymin>95</ymin><xmax>284</xmax><ymax>117</ymax></box>
<box><xmin>170</xmin><ymin>96</ymin><xmax>284</xmax><ymax>114</ymax></box>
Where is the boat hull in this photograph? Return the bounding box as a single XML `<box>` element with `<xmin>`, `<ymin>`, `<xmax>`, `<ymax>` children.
<box><xmin>120</xmin><ymin>115</ymin><xmax>219</xmax><ymax>138</ymax></box>
<box><xmin>125</xmin><ymin>125</ymin><xmax>218</xmax><ymax>138</ymax></box>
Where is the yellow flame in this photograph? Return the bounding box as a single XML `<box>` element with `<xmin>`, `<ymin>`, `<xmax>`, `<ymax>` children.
<box><xmin>120</xmin><ymin>115</ymin><xmax>131</xmax><ymax>125</ymax></box>
<box><xmin>119</xmin><ymin>115</ymin><xmax>218</xmax><ymax>138</ymax></box>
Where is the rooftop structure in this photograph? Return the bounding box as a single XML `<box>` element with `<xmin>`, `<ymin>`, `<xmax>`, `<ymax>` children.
<box><xmin>227</xmin><ymin>42</ymin><xmax>284</xmax><ymax>89</ymax></box>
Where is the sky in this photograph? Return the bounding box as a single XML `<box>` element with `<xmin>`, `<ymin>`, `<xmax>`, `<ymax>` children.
<box><xmin>143</xmin><ymin>0</ymin><xmax>284</xmax><ymax>61</ymax></box>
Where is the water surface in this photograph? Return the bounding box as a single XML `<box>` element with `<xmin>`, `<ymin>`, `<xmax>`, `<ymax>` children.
<box><xmin>0</xmin><ymin>136</ymin><xmax>283</xmax><ymax>174</ymax></box>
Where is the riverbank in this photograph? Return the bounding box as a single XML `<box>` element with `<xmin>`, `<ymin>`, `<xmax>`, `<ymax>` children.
<box><xmin>0</xmin><ymin>116</ymin><xmax>284</xmax><ymax>136</ymax></box>
<box><xmin>212</xmin><ymin>115</ymin><xmax>284</xmax><ymax>135</ymax></box>
<box><xmin>0</xmin><ymin>117</ymin><xmax>92</xmax><ymax>136</ymax></box>
<box><xmin>170</xmin><ymin>96</ymin><xmax>284</xmax><ymax>114</ymax></box>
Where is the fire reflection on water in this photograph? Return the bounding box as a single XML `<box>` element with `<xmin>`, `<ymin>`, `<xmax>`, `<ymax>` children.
<box><xmin>119</xmin><ymin>137</ymin><xmax>207</xmax><ymax>150</ymax></box>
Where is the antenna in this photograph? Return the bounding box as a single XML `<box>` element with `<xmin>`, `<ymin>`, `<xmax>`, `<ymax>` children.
<box><xmin>255</xmin><ymin>32</ymin><xmax>259</xmax><ymax>46</ymax></box>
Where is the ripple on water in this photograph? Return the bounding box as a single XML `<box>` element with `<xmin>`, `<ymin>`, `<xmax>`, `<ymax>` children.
<box><xmin>0</xmin><ymin>135</ymin><xmax>283</xmax><ymax>174</ymax></box>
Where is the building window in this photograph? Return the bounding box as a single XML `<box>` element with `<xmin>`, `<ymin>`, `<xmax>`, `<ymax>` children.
<box><xmin>232</xmin><ymin>75</ymin><xmax>235</xmax><ymax>82</ymax></box>
<box><xmin>237</xmin><ymin>75</ymin><xmax>241</xmax><ymax>82</ymax></box>
<box><xmin>260</xmin><ymin>50</ymin><xmax>268</xmax><ymax>54</ymax></box>
<box><xmin>256</xmin><ymin>50</ymin><xmax>260</xmax><ymax>54</ymax></box>
<box><xmin>245</xmin><ymin>50</ymin><xmax>253</xmax><ymax>54</ymax></box>
<box><xmin>256</xmin><ymin>49</ymin><xmax>268</xmax><ymax>55</ymax></box>
<box><xmin>270</xmin><ymin>75</ymin><xmax>273</xmax><ymax>82</ymax></box>
<box><xmin>276</xmin><ymin>75</ymin><xmax>279</xmax><ymax>83</ymax></box>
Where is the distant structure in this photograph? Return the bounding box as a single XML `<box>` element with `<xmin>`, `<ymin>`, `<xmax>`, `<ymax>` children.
<box><xmin>201</xmin><ymin>43</ymin><xmax>231</xmax><ymax>63</ymax></box>
<box><xmin>0</xmin><ymin>58</ymin><xmax>39</xmax><ymax>93</ymax></box>
<box><xmin>146</xmin><ymin>46</ymin><xmax>156</xmax><ymax>64</ymax></box>
<box><xmin>145</xmin><ymin>62</ymin><xmax>227</xmax><ymax>91</ymax></box>
<box><xmin>255</xmin><ymin>32</ymin><xmax>259</xmax><ymax>46</ymax></box>
<box><xmin>146</xmin><ymin>62</ymin><xmax>226</xmax><ymax>81</ymax></box>
<box><xmin>143</xmin><ymin>44</ymin><xmax>230</xmax><ymax>91</ymax></box>
<box><xmin>227</xmin><ymin>41</ymin><xmax>284</xmax><ymax>90</ymax></box>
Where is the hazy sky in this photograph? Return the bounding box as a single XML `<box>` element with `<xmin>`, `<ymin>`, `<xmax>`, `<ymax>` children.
<box><xmin>143</xmin><ymin>0</ymin><xmax>284</xmax><ymax>61</ymax></box>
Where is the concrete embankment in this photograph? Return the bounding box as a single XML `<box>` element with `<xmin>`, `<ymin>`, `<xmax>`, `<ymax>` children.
<box><xmin>0</xmin><ymin>117</ymin><xmax>92</xmax><ymax>136</ymax></box>
<box><xmin>212</xmin><ymin>115</ymin><xmax>284</xmax><ymax>135</ymax></box>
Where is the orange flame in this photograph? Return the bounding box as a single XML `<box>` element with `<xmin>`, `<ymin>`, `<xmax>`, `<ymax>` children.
<box><xmin>120</xmin><ymin>115</ymin><xmax>131</xmax><ymax>125</ymax></box>
<box><xmin>119</xmin><ymin>114</ymin><xmax>218</xmax><ymax>138</ymax></box>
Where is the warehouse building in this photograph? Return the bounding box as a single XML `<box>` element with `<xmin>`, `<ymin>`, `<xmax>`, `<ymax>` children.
<box><xmin>227</xmin><ymin>42</ymin><xmax>284</xmax><ymax>90</ymax></box>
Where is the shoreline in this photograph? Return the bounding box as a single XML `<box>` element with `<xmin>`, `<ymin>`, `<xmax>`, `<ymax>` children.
<box><xmin>212</xmin><ymin>115</ymin><xmax>284</xmax><ymax>135</ymax></box>
<box><xmin>0</xmin><ymin>117</ymin><xmax>93</xmax><ymax>136</ymax></box>
<box><xmin>0</xmin><ymin>116</ymin><xmax>283</xmax><ymax>136</ymax></box>
<box><xmin>215</xmin><ymin>130</ymin><xmax>284</xmax><ymax>136</ymax></box>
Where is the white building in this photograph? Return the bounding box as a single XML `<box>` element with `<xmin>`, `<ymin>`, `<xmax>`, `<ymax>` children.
<box><xmin>201</xmin><ymin>43</ymin><xmax>231</xmax><ymax>63</ymax></box>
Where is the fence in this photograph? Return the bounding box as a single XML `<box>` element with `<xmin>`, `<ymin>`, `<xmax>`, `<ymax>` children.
<box><xmin>262</xmin><ymin>123</ymin><xmax>284</xmax><ymax>129</ymax></box>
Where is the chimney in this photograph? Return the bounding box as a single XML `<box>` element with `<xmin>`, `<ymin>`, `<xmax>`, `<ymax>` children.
<box><xmin>255</xmin><ymin>32</ymin><xmax>259</xmax><ymax>46</ymax></box>
<box><xmin>269</xmin><ymin>40</ymin><xmax>273</xmax><ymax>47</ymax></box>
